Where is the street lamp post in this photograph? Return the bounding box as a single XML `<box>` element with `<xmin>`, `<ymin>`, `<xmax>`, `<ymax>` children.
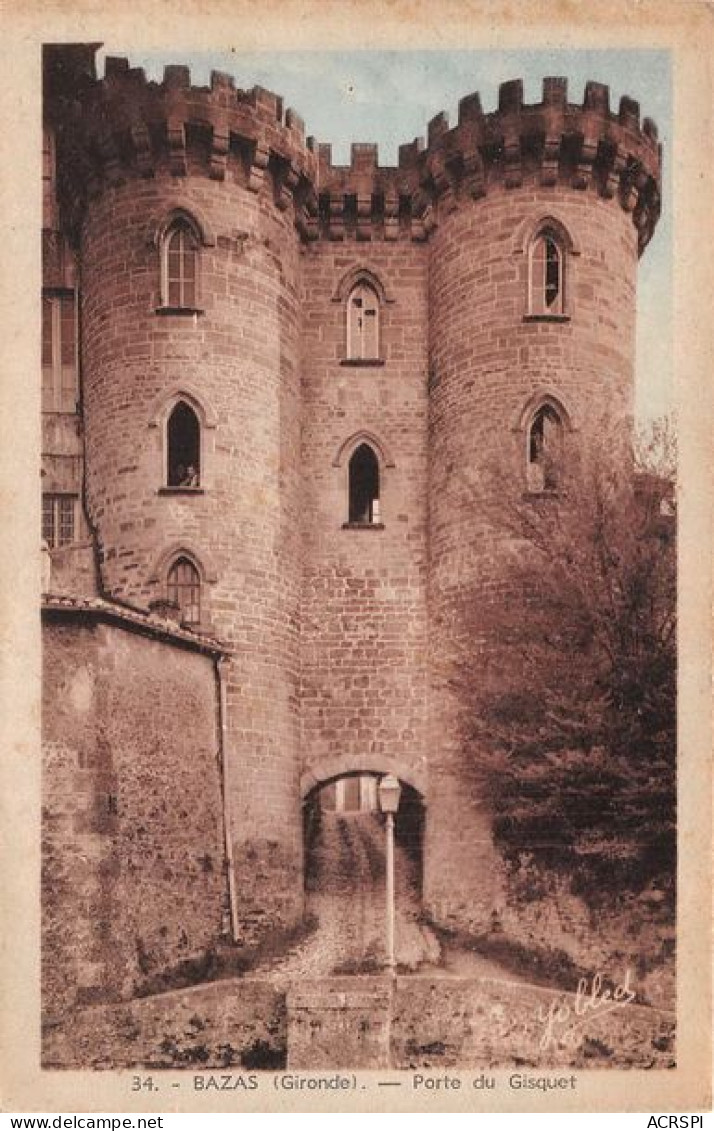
<box><xmin>378</xmin><ymin>773</ymin><xmax>402</xmax><ymax>976</ymax></box>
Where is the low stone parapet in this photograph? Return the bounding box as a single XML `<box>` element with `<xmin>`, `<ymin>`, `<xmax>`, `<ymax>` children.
<box><xmin>391</xmin><ymin>977</ymin><xmax>675</xmax><ymax>1070</ymax></box>
<box><xmin>42</xmin><ymin>978</ymin><xmax>286</xmax><ymax>1070</ymax></box>
<box><xmin>287</xmin><ymin>979</ymin><xmax>391</xmax><ymax>1069</ymax></box>
<box><xmin>42</xmin><ymin>972</ymin><xmax>675</xmax><ymax>1071</ymax></box>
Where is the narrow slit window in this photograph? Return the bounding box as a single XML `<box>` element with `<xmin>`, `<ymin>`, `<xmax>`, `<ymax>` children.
<box><xmin>167</xmin><ymin>401</ymin><xmax>200</xmax><ymax>487</ymax></box>
<box><xmin>347</xmin><ymin>282</ymin><xmax>380</xmax><ymax>360</ymax></box>
<box><xmin>348</xmin><ymin>443</ymin><xmax>380</xmax><ymax>523</ymax></box>
<box><xmin>166</xmin><ymin>557</ymin><xmax>201</xmax><ymax>625</ymax></box>
<box><xmin>527</xmin><ymin>405</ymin><xmax>563</xmax><ymax>492</ymax></box>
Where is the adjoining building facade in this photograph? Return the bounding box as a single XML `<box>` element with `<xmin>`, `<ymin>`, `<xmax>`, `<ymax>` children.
<box><xmin>41</xmin><ymin>44</ymin><xmax>662</xmax><ymax>1014</ymax></box>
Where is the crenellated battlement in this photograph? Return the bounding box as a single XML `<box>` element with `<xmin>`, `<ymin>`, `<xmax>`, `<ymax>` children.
<box><xmin>52</xmin><ymin>53</ymin><xmax>318</xmax><ymax>236</ymax></box>
<box><xmin>48</xmin><ymin>48</ymin><xmax>661</xmax><ymax>252</ymax></box>
<box><xmin>311</xmin><ymin>76</ymin><xmax>661</xmax><ymax>251</ymax></box>
<box><xmin>101</xmin><ymin>55</ymin><xmax>309</xmax><ymax>139</ymax></box>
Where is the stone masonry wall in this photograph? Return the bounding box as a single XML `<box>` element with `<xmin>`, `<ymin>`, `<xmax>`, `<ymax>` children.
<box><xmin>80</xmin><ymin>160</ymin><xmax>304</xmax><ymax>944</ymax></box>
<box><xmin>390</xmin><ymin>977</ymin><xmax>674</xmax><ymax>1070</ymax></box>
<box><xmin>42</xmin><ymin>977</ymin><xmax>285</xmax><ymax>1072</ymax></box>
<box><xmin>424</xmin><ymin>184</ymin><xmax>639</xmax><ymax>930</ymax></box>
<box><xmin>42</xmin><ymin>615</ymin><xmax>226</xmax><ymax>1019</ymax></box>
<box><xmin>299</xmin><ymin>242</ymin><xmax>429</xmax><ymax>790</ymax></box>
<box><xmin>48</xmin><ymin>52</ymin><xmax>662</xmax><ymax>957</ymax></box>
<box><xmin>45</xmin><ymin>541</ymin><xmax>97</xmax><ymax>598</ymax></box>
<box><xmin>43</xmin><ymin>975</ymin><xmax>674</xmax><ymax>1071</ymax></box>
<box><xmin>43</xmin><ymin>978</ymin><xmax>286</xmax><ymax>1070</ymax></box>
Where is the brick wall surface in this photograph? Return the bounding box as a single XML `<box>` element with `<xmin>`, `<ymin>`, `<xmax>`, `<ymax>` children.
<box><xmin>42</xmin><ymin>616</ymin><xmax>226</xmax><ymax>1017</ymax></box>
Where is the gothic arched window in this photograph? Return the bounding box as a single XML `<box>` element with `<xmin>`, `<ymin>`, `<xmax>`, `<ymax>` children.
<box><xmin>161</xmin><ymin>218</ymin><xmax>199</xmax><ymax>310</ymax></box>
<box><xmin>527</xmin><ymin>404</ymin><xmax>564</xmax><ymax>492</ymax></box>
<box><xmin>167</xmin><ymin>400</ymin><xmax>200</xmax><ymax>487</ymax></box>
<box><xmin>529</xmin><ymin>228</ymin><xmax>565</xmax><ymax>316</ymax></box>
<box><xmin>347</xmin><ymin>281</ymin><xmax>380</xmax><ymax>361</ymax></box>
<box><xmin>348</xmin><ymin>443</ymin><xmax>381</xmax><ymax>524</ymax></box>
<box><xmin>166</xmin><ymin>556</ymin><xmax>201</xmax><ymax>625</ymax></box>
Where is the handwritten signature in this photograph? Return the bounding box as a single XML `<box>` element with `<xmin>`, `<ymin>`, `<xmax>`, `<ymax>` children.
<box><xmin>537</xmin><ymin>970</ymin><xmax>636</xmax><ymax>1051</ymax></box>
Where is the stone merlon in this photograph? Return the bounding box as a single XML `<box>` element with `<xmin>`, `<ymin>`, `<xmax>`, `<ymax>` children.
<box><xmin>45</xmin><ymin>46</ymin><xmax>661</xmax><ymax>253</ymax></box>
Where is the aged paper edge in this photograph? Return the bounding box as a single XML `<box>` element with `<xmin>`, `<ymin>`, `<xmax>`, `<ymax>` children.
<box><xmin>0</xmin><ymin>0</ymin><xmax>711</xmax><ymax>1114</ymax></box>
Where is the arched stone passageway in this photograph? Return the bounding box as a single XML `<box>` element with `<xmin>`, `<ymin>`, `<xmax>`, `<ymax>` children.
<box><xmin>300</xmin><ymin>756</ymin><xmax>427</xmax><ymax>801</ymax></box>
<box><xmin>304</xmin><ymin>771</ymin><xmax>426</xmax><ymax>890</ymax></box>
<box><xmin>259</xmin><ymin>771</ymin><xmax>438</xmax><ymax>981</ymax></box>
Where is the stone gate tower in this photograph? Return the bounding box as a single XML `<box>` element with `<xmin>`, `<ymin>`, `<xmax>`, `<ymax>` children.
<box><xmin>45</xmin><ymin>47</ymin><xmax>661</xmax><ymax>949</ymax></box>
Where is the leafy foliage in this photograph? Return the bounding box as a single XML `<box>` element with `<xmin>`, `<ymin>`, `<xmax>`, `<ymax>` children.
<box><xmin>468</xmin><ymin>421</ymin><xmax>676</xmax><ymax>901</ymax></box>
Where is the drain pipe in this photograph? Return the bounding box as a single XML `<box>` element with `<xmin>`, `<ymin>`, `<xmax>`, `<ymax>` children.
<box><xmin>215</xmin><ymin>655</ymin><xmax>239</xmax><ymax>942</ymax></box>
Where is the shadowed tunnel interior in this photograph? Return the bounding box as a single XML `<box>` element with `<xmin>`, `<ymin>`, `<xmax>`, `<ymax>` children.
<box><xmin>261</xmin><ymin>775</ymin><xmax>434</xmax><ymax>976</ymax></box>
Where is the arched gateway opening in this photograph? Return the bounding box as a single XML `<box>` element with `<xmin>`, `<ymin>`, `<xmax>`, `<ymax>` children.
<box><xmin>297</xmin><ymin>769</ymin><xmax>434</xmax><ymax>974</ymax></box>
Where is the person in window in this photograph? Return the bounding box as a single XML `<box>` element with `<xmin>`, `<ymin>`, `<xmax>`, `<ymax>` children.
<box><xmin>180</xmin><ymin>464</ymin><xmax>199</xmax><ymax>487</ymax></box>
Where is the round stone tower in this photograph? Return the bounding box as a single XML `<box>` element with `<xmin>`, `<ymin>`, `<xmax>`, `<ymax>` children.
<box><xmin>63</xmin><ymin>59</ymin><xmax>318</xmax><ymax>942</ymax></box>
<box><xmin>421</xmin><ymin>78</ymin><xmax>661</xmax><ymax>927</ymax></box>
<box><xmin>55</xmin><ymin>53</ymin><xmax>662</xmax><ymax>949</ymax></box>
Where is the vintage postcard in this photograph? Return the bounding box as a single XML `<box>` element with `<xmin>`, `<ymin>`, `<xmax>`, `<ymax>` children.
<box><xmin>0</xmin><ymin>0</ymin><xmax>711</xmax><ymax>1116</ymax></box>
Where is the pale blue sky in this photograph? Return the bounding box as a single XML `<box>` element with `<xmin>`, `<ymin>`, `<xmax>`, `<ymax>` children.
<box><xmin>97</xmin><ymin>47</ymin><xmax>672</xmax><ymax>424</ymax></box>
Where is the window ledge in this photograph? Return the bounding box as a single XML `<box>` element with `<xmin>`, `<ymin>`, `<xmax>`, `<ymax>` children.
<box><xmin>155</xmin><ymin>306</ymin><xmax>205</xmax><ymax>317</ymax></box>
<box><xmin>522</xmin><ymin>313</ymin><xmax>570</xmax><ymax>324</ymax></box>
<box><xmin>341</xmin><ymin>521</ymin><xmax>385</xmax><ymax>530</ymax></box>
<box><xmin>47</xmin><ymin>537</ymin><xmax>94</xmax><ymax>551</ymax></box>
<box><xmin>158</xmin><ymin>487</ymin><xmax>205</xmax><ymax>496</ymax></box>
<box><xmin>339</xmin><ymin>358</ymin><xmax>386</xmax><ymax>368</ymax></box>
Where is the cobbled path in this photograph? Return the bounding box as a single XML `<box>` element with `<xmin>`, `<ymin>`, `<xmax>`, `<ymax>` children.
<box><xmin>260</xmin><ymin>812</ymin><xmax>441</xmax><ymax>984</ymax></box>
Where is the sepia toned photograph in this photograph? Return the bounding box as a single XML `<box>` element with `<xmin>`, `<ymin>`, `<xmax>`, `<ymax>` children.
<box><xmin>38</xmin><ymin>35</ymin><xmax>680</xmax><ymax>1078</ymax></box>
<box><xmin>1</xmin><ymin>0</ymin><xmax>711</xmax><ymax>1116</ymax></box>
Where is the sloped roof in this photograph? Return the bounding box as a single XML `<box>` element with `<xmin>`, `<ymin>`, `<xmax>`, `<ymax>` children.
<box><xmin>42</xmin><ymin>593</ymin><xmax>228</xmax><ymax>657</ymax></box>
